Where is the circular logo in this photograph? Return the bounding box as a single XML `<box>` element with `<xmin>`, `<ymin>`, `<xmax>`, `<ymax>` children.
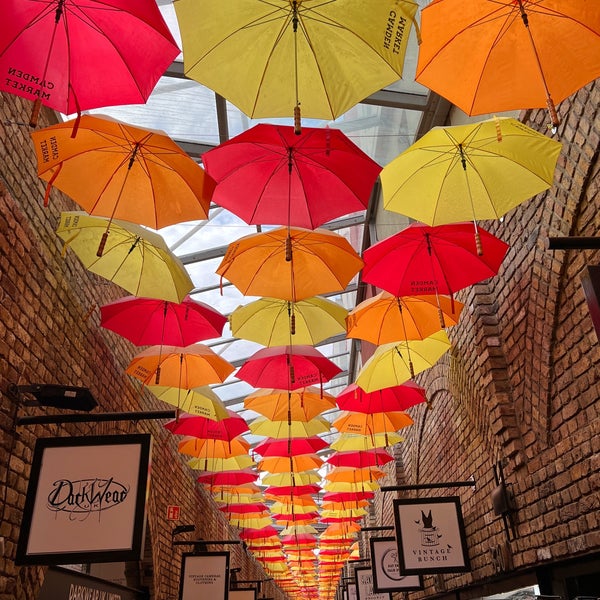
<box><xmin>381</xmin><ymin>548</ymin><xmax>404</xmax><ymax>581</ymax></box>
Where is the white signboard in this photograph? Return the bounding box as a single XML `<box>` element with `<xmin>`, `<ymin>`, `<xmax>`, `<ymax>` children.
<box><xmin>355</xmin><ymin>567</ymin><xmax>391</xmax><ymax>600</ymax></box>
<box><xmin>179</xmin><ymin>552</ymin><xmax>230</xmax><ymax>600</ymax></box>
<box><xmin>369</xmin><ymin>537</ymin><xmax>422</xmax><ymax>592</ymax></box>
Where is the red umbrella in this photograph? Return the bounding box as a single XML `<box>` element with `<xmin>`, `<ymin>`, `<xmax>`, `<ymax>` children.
<box><xmin>239</xmin><ymin>526</ymin><xmax>280</xmax><ymax>540</ymax></box>
<box><xmin>197</xmin><ymin>469</ymin><xmax>258</xmax><ymax>486</ymax></box>
<box><xmin>219</xmin><ymin>503</ymin><xmax>269</xmax><ymax>514</ymax></box>
<box><xmin>202</xmin><ymin>124</ymin><xmax>382</xmax><ymax>229</ymax></box>
<box><xmin>326</xmin><ymin>449</ymin><xmax>394</xmax><ymax>469</ymax></box>
<box><xmin>0</xmin><ymin>0</ymin><xmax>179</xmax><ymax>125</ymax></box>
<box><xmin>253</xmin><ymin>436</ymin><xmax>329</xmax><ymax>457</ymax></box>
<box><xmin>264</xmin><ymin>484</ymin><xmax>322</xmax><ymax>497</ymax></box>
<box><xmin>164</xmin><ymin>410</ymin><xmax>249</xmax><ymax>441</ymax></box>
<box><xmin>322</xmin><ymin>491</ymin><xmax>375</xmax><ymax>503</ymax></box>
<box><xmin>362</xmin><ymin>222</ymin><xmax>509</xmax><ymax>297</ymax></box>
<box><xmin>100</xmin><ymin>295</ymin><xmax>227</xmax><ymax>346</ymax></box>
<box><xmin>237</xmin><ymin>345</ymin><xmax>342</xmax><ymax>391</ymax></box>
<box><xmin>336</xmin><ymin>382</ymin><xmax>427</xmax><ymax>413</ymax></box>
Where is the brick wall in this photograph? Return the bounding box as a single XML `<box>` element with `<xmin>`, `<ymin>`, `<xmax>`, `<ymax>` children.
<box><xmin>0</xmin><ymin>93</ymin><xmax>281</xmax><ymax>600</ymax></box>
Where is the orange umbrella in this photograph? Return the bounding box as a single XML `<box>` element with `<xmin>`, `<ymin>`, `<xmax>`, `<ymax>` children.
<box><xmin>324</xmin><ymin>467</ymin><xmax>386</xmax><ymax>483</ymax></box>
<box><xmin>332</xmin><ymin>411</ymin><xmax>414</xmax><ymax>435</ymax></box>
<box><xmin>258</xmin><ymin>454</ymin><xmax>324</xmax><ymax>474</ymax></box>
<box><xmin>346</xmin><ymin>292</ymin><xmax>463</xmax><ymax>344</ymax></box>
<box><xmin>126</xmin><ymin>343</ymin><xmax>234</xmax><ymax>387</ymax></box>
<box><xmin>31</xmin><ymin>115</ymin><xmax>214</xmax><ymax>225</ymax></box>
<box><xmin>244</xmin><ymin>387</ymin><xmax>336</xmax><ymax>422</ymax></box>
<box><xmin>178</xmin><ymin>435</ymin><xmax>250</xmax><ymax>459</ymax></box>
<box><xmin>415</xmin><ymin>0</ymin><xmax>600</xmax><ymax>129</ymax></box>
<box><xmin>216</xmin><ymin>227</ymin><xmax>363</xmax><ymax>301</ymax></box>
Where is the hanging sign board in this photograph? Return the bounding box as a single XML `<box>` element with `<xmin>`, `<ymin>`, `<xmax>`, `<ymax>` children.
<box><xmin>178</xmin><ymin>551</ymin><xmax>230</xmax><ymax>600</ymax></box>
<box><xmin>354</xmin><ymin>567</ymin><xmax>391</xmax><ymax>600</ymax></box>
<box><xmin>347</xmin><ymin>582</ymin><xmax>358</xmax><ymax>600</ymax></box>
<box><xmin>369</xmin><ymin>537</ymin><xmax>423</xmax><ymax>592</ymax></box>
<box><xmin>393</xmin><ymin>496</ymin><xmax>471</xmax><ymax>575</ymax></box>
<box><xmin>16</xmin><ymin>434</ymin><xmax>151</xmax><ymax>565</ymax></box>
<box><xmin>229</xmin><ymin>588</ymin><xmax>257</xmax><ymax>600</ymax></box>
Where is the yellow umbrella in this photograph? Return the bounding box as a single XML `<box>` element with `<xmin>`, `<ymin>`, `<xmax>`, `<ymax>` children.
<box><xmin>249</xmin><ymin>416</ymin><xmax>330</xmax><ymax>439</ymax></box>
<box><xmin>262</xmin><ymin>471</ymin><xmax>321</xmax><ymax>487</ymax></box>
<box><xmin>258</xmin><ymin>454</ymin><xmax>324</xmax><ymax>474</ymax></box>
<box><xmin>56</xmin><ymin>211</ymin><xmax>193</xmax><ymax>302</ymax></box>
<box><xmin>332</xmin><ymin>411</ymin><xmax>414</xmax><ymax>436</ymax></box>
<box><xmin>346</xmin><ymin>292</ymin><xmax>463</xmax><ymax>344</ymax></box>
<box><xmin>147</xmin><ymin>385</ymin><xmax>229</xmax><ymax>420</ymax></box>
<box><xmin>356</xmin><ymin>330</ymin><xmax>451</xmax><ymax>392</ymax></box>
<box><xmin>244</xmin><ymin>387</ymin><xmax>336</xmax><ymax>422</ymax></box>
<box><xmin>230</xmin><ymin>296</ymin><xmax>347</xmax><ymax>346</ymax></box>
<box><xmin>270</xmin><ymin>502</ymin><xmax>319</xmax><ymax>515</ymax></box>
<box><xmin>381</xmin><ymin>117</ymin><xmax>562</xmax><ymax>251</ymax></box>
<box><xmin>330</xmin><ymin>432</ymin><xmax>404</xmax><ymax>452</ymax></box>
<box><xmin>174</xmin><ymin>0</ymin><xmax>418</xmax><ymax>127</ymax></box>
<box><xmin>280</xmin><ymin>525</ymin><xmax>318</xmax><ymax>536</ymax></box>
<box><xmin>322</xmin><ymin>481</ymin><xmax>380</xmax><ymax>493</ymax></box>
<box><xmin>229</xmin><ymin>517</ymin><xmax>274</xmax><ymax>530</ymax></box>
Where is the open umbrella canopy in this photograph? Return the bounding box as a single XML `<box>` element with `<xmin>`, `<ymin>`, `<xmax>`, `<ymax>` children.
<box><xmin>174</xmin><ymin>0</ymin><xmax>418</xmax><ymax>122</ymax></box>
<box><xmin>324</xmin><ymin>467</ymin><xmax>386</xmax><ymax>483</ymax></box>
<box><xmin>332</xmin><ymin>411</ymin><xmax>414</xmax><ymax>435</ymax></box>
<box><xmin>381</xmin><ymin>117</ymin><xmax>562</xmax><ymax>227</ymax></box>
<box><xmin>254</xmin><ymin>436</ymin><xmax>329</xmax><ymax>457</ymax></box>
<box><xmin>237</xmin><ymin>345</ymin><xmax>342</xmax><ymax>391</ymax></box>
<box><xmin>355</xmin><ymin>330</ymin><xmax>452</xmax><ymax>392</ymax></box>
<box><xmin>147</xmin><ymin>385</ymin><xmax>229</xmax><ymax>420</ymax></box>
<box><xmin>415</xmin><ymin>0</ymin><xmax>600</xmax><ymax>128</ymax></box>
<box><xmin>323</xmin><ymin>480</ymin><xmax>381</xmax><ymax>493</ymax></box>
<box><xmin>126</xmin><ymin>344</ymin><xmax>234</xmax><ymax>388</ymax></box>
<box><xmin>188</xmin><ymin>455</ymin><xmax>255</xmax><ymax>471</ymax></box>
<box><xmin>216</xmin><ymin>227</ymin><xmax>363</xmax><ymax>301</ymax></box>
<box><xmin>362</xmin><ymin>222</ymin><xmax>509</xmax><ymax>297</ymax></box>
<box><xmin>258</xmin><ymin>454</ymin><xmax>324</xmax><ymax>474</ymax></box>
<box><xmin>262</xmin><ymin>471</ymin><xmax>321</xmax><ymax>487</ymax></box>
<box><xmin>219</xmin><ymin>502</ymin><xmax>269</xmax><ymax>514</ymax></box>
<box><xmin>230</xmin><ymin>296</ymin><xmax>347</xmax><ymax>347</ymax></box>
<box><xmin>330</xmin><ymin>432</ymin><xmax>404</xmax><ymax>452</ymax></box>
<box><xmin>336</xmin><ymin>382</ymin><xmax>428</xmax><ymax>414</ymax></box>
<box><xmin>346</xmin><ymin>291</ymin><xmax>463</xmax><ymax>344</ymax></box>
<box><xmin>264</xmin><ymin>484</ymin><xmax>322</xmax><ymax>497</ymax></box>
<box><xmin>326</xmin><ymin>449</ymin><xmax>394</xmax><ymax>469</ymax></box>
<box><xmin>244</xmin><ymin>387</ymin><xmax>336</xmax><ymax>422</ymax></box>
<box><xmin>178</xmin><ymin>435</ymin><xmax>250</xmax><ymax>458</ymax></box>
<box><xmin>164</xmin><ymin>410</ymin><xmax>249</xmax><ymax>441</ymax></box>
<box><xmin>100</xmin><ymin>295</ymin><xmax>226</xmax><ymax>346</ymax></box>
<box><xmin>56</xmin><ymin>211</ymin><xmax>193</xmax><ymax>302</ymax></box>
<box><xmin>249</xmin><ymin>416</ymin><xmax>330</xmax><ymax>439</ymax></box>
<box><xmin>31</xmin><ymin>116</ymin><xmax>215</xmax><ymax>226</ymax></box>
<box><xmin>203</xmin><ymin>124</ymin><xmax>382</xmax><ymax>229</ymax></box>
<box><xmin>270</xmin><ymin>499</ymin><xmax>319</xmax><ymax>512</ymax></box>
<box><xmin>197</xmin><ymin>469</ymin><xmax>258</xmax><ymax>486</ymax></box>
<box><xmin>0</xmin><ymin>0</ymin><xmax>179</xmax><ymax>120</ymax></box>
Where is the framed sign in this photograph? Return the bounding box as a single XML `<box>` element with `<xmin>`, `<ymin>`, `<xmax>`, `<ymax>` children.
<box><xmin>393</xmin><ymin>496</ymin><xmax>471</xmax><ymax>574</ymax></box>
<box><xmin>229</xmin><ymin>588</ymin><xmax>256</xmax><ymax>600</ymax></box>
<box><xmin>355</xmin><ymin>567</ymin><xmax>391</xmax><ymax>600</ymax></box>
<box><xmin>179</xmin><ymin>552</ymin><xmax>230</xmax><ymax>600</ymax></box>
<box><xmin>347</xmin><ymin>582</ymin><xmax>358</xmax><ymax>600</ymax></box>
<box><xmin>16</xmin><ymin>434</ymin><xmax>151</xmax><ymax>565</ymax></box>
<box><xmin>369</xmin><ymin>537</ymin><xmax>423</xmax><ymax>592</ymax></box>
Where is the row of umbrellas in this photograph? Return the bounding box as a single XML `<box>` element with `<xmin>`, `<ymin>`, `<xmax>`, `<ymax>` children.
<box><xmin>3</xmin><ymin>1</ymin><xmax>590</xmax><ymax>598</ymax></box>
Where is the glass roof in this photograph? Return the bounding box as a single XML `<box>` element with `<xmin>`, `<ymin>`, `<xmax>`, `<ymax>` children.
<box><xmin>79</xmin><ymin>0</ymin><xmax>435</xmax><ymax>446</ymax></box>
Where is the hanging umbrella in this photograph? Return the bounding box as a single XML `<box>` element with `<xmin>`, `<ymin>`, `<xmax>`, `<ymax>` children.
<box><xmin>332</xmin><ymin>411</ymin><xmax>414</xmax><ymax>436</ymax></box>
<box><xmin>237</xmin><ymin>345</ymin><xmax>342</xmax><ymax>391</ymax></box>
<box><xmin>323</xmin><ymin>480</ymin><xmax>380</xmax><ymax>493</ymax></box>
<box><xmin>330</xmin><ymin>432</ymin><xmax>404</xmax><ymax>452</ymax></box>
<box><xmin>249</xmin><ymin>416</ymin><xmax>330</xmax><ymax>439</ymax></box>
<box><xmin>326</xmin><ymin>449</ymin><xmax>394</xmax><ymax>469</ymax></box>
<box><xmin>346</xmin><ymin>292</ymin><xmax>463</xmax><ymax>344</ymax></box>
<box><xmin>258</xmin><ymin>454</ymin><xmax>324</xmax><ymax>474</ymax></box>
<box><xmin>219</xmin><ymin>503</ymin><xmax>269</xmax><ymax>514</ymax></box>
<box><xmin>126</xmin><ymin>344</ymin><xmax>234</xmax><ymax>387</ymax></box>
<box><xmin>254</xmin><ymin>436</ymin><xmax>329</xmax><ymax>458</ymax></box>
<box><xmin>415</xmin><ymin>0</ymin><xmax>600</xmax><ymax>128</ymax></box>
<box><xmin>262</xmin><ymin>472</ymin><xmax>321</xmax><ymax>487</ymax></box>
<box><xmin>56</xmin><ymin>211</ymin><xmax>193</xmax><ymax>302</ymax></box>
<box><xmin>230</xmin><ymin>296</ymin><xmax>347</xmax><ymax>346</ymax></box>
<box><xmin>228</xmin><ymin>516</ymin><xmax>274</xmax><ymax>530</ymax></box>
<box><xmin>362</xmin><ymin>222</ymin><xmax>509</xmax><ymax>299</ymax></box>
<box><xmin>324</xmin><ymin>467</ymin><xmax>386</xmax><ymax>483</ymax></box>
<box><xmin>380</xmin><ymin>117</ymin><xmax>562</xmax><ymax>245</ymax></box>
<box><xmin>244</xmin><ymin>387</ymin><xmax>336</xmax><ymax>422</ymax></box>
<box><xmin>270</xmin><ymin>499</ymin><xmax>319</xmax><ymax>512</ymax></box>
<box><xmin>31</xmin><ymin>116</ymin><xmax>215</xmax><ymax>225</ymax></box>
<box><xmin>216</xmin><ymin>227</ymin><xmax>363</xmax><ymax>301</ymax></box>
<box><xmin>187</xmin><ymin>455</ymin><xmax>255</xmax><ymax>471</ymax></box>
<box><xmin>174</xmin><ymin>0</ymin><xmax>418</xmax><ymax>129</ymax></box>
<box><xmin>178</xmin><ymin>435</ymin><xmax>250</xmax><ymax>459</ymax></box>
<box><xmin>264</xmin><ymin>484</ymin><xmax>321</xmax><ymax>497</ymax></box>
<box><xmin>0</xmin><ymin>0</ymin><xmax>179</xmax><ymax>125</ymax></box>
<box><xmin>147</xmin><ymin>385</ymin><xmax>229</xmax><ymax>420</ymax></box>
<box><xmin>355</xmin><ymin>331</ymin><xmax>452</xmax><ymax>392</ymax></box>
<box><xmin>336</xmin><ymin>382</ymin><xmax>427</xmax><ymax>414</ymax></box>
<box><xmin>239</xmin><ymin>526</ymin><xmax>281</xmax><ymax>540</ymax></box>
<box><xmin>202</xmin><ymin>124</ymin><xmax>381</xmax><ymax>229</ymax></box>
<box><xmin>197</xmin><ymin>469</ymin><xmax>258</xmax><ymax>486</ymax></box>
<box><xmin>322</xmin><ymin>491</ymin><xmax>375</xmax><ymax>504</ymax></box>
<box><xmin>100</xmin><ymin>295</ymin><xmax>226</xmax><ymax>346</ymax></box>
<box><xmin>164</xmin><ymin>410</ymin><xmax>249</xmax><ymax>441</ymax></box>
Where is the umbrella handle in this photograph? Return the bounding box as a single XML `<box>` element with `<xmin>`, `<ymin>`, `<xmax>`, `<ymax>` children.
<box><xmin>438</xmin><ymin>306</ymin><xmax>446</xmax><ymax>329</ymax></box>
<box><xmin>546</xmin><ymin>96</ymin><xmax>560</xmax><ymax>131</ymax></box>
<box><xmin>294</xmin><ymin>105</ymin><xmax>301</xmax><ymax>136</ymax></box>
<box><xmin>475</xmin><ymin>230</ymin><xmax>483</xmax><ymax>256</ymax></box>
<box><xmin>97</xmin><ymin>231</ymin><xmax>109</xmax><ymax>257</ymax></box>
<box><xmin>29</xmin><ymin>99</ymin><xmax>42</xmax><ymax>128</ymax></box>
